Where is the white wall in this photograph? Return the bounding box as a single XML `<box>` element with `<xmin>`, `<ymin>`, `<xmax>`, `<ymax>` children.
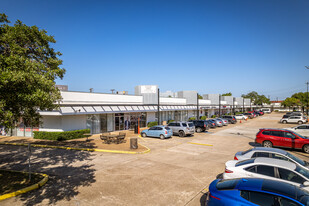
<box><xmin>40</xmin><ymin>116</ymin><xmax>63</xmax><ymax>132</ymax></box>
<box><xmin>147</xmin><ymin>112</ymin><xmax>156</xmax><ymax>123</ymax></box>
<box><xmin>160</xmin><ymin>97</ymin><xmax>186</xmax><ymax>105</ymax></box>
<box><xmin>61</xmin><ymin>91</ymin><xmax>143</xmax><ymax>105</ymax></box>
<box><xmin>199</xmin><ymin>99</ymin><xmax>211</xmax><ymax>105</ymax></box>
<box><xmin>61</xmin><ymin>115</ymin><xmax>87</xmax><ymax>131</ymax></box>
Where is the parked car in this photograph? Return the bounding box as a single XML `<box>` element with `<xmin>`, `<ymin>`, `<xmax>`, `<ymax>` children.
<box><xmin>286</xmin><ymin>124</ymin><xmax>309</xmax><ymax>137</ymax></box>
<box><xmin>206</xmin><ymin>120</ymin><xmax>217</xmax><ymax>128</ymax></box>
<box><xmin>261</xmin><ymin>108</ymin><xmax>271</xmax><ymax>113</ymax></box>
<box><xmin>167</xmin><ymin>121</ymin><xmax>195</xmax><ymax>137</ymax></box>
<box><xmin>285</xmin><ymin>112</ymin><xmax>303</xmax><ymax>117</ymax></box>
<box><xmin>255</xmin><ymin>110</ymin><xmax>264</xmax><ymax>115</ymax></box>
<box><xmin>206</xmin><ymin>178</ymin><xmax>309</xmax><ymax>206</ymax></box>
<box><xmin>243</xmin><ymin>113</ymin><xmax>254</xmax><ymax>119</ymax></box>
<box><xmin>235</xmin><ymin>114</ymin><xmax>248</xmax><ymax>120</ymax></box>
<box><xmin>216</xmin><ymin>118</ymin><xmax>228</xmax><ymax>126</ymax></box>
<box><xmin>221</xmin><ymin>115</ymin><xmax>237</xmax><ymax>124</ymax></box>
<box><xmin>280</xmin><ymin>116</ymin><xmax>307</xmax><ymax>124</ymax></box>
<box><xmin>223</xmin><ymin>157</ymin><xmax>309</xmax><ymax>191</ymax></box>
<box><xmin>255</xmin><ymin>128</ymin><xmax>309</xmax><ymax>153</ymax></box>
<box><xmin>141</xmin><ymin>125</ymin><xmax>172</xmax><ymax>139</ymax></box>
<box><xmin>189</xmin><ymin>120</ymin><xmax>209</xmax><ymax>133</ymax></box>
<box><xmin>210</xmin><ymin>119</ymin><xmax>223</xmax><ymax>127</ymax></box>
<box><xmin>234</xmin><ymin>147</ymin><xmax>309</xmax><ymax>170</ymax></box>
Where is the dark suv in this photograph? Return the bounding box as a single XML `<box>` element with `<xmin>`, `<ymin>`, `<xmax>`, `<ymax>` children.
<box><xmin>256</xmin><ymin>128</ymin><xmax>309</xmax><ymax>153</ymax></box>
<box><xmin>189</xmin><ymin>120</ymin><xmax>210</xmax><ymax>133</ymax></box>
<box><xmin>221</xmin><ymin>115</ymin><xmax>237</xmax><ymax>124</ymax></box>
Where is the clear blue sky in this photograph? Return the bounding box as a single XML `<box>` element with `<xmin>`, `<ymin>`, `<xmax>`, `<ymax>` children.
<box><xmin>2</xmin><ymin>0</ymin><xmax>309</xmax><ymax>100</ymax></box>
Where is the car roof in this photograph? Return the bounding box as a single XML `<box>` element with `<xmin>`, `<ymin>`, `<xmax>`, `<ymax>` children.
<box><xmin>250</xmin><ymin>147</ymin><xmax>287</xmax><ymax>155</ymax></box>
<box><xmin>234</xmin><ymin>178</ymin><xmax>309</xmax><ymax>201</ymax></box>
<box><xmin>253</xmin><ymin>157</ymin><xmax>296</xmax><ymax>170</ymax></box>
<box><xmin>260</xmin><ymin>128</ymin><xmax>293</xmax><ymax>132</ymax></box>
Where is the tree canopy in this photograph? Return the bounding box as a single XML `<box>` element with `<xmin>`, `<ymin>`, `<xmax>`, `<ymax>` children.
<box><xmin>222</xmin><ymin>92</ymin><xmax>232</xmax><ymax>96</ymax></box>
<box><xmin>241</xmin><ymin>91</ymin><xmax>270</xmax><ymax>105</ymax></box>
<box><xmin>0</xmin><ymin>13</ymin><xmax>65</xmax><ymax>129</ymax></box>
<box><xmin>198</xmin><ymin>94</ymin><xmax>203</xmax><ymax>99</ymax></box>
<box><xmin>281</xmin><ymin>97</ymin><xmax>300</xmax><ymax>109</ymax></box>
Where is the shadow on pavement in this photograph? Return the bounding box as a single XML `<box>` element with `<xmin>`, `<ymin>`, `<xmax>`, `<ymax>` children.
<box><xmin>200</xmin><ymin>192</ymin><xmax>207</xmax><ymax>206</ymax></box>
<box><xmin>0</xmin><ymin>144</ymin><xmax>96</xmax><ymax>205</ymax></box>
<box><xmin>249</xmin><ymin>142</ymin><xmax>261</xmax><ymax>147</ymax></box>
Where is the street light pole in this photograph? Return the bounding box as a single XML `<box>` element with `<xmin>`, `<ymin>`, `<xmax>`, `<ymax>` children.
<box><xmin>197</xmin><ymin>93</ymin><xmax>199</xmax><ymax>120</ymax></box>
<box><xmin>219</xmin><ymin>95</ymin><xmax>221</xmax><ymax>117</ymax></box>
<box><xmin>158</xmin><ymin>88</ymin><xmax>160</xmax><ymax>125</ymax></box>
<box><xmin>307</xmin><ymin>82</ymin><xmax>309</xmax><ymax>116</ymax></box>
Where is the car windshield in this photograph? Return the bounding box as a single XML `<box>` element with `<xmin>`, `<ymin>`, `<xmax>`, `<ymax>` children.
<box><xmin>293</xmin><ymin>131</ymin><xmax>309</xmax><ymax>139</ymax></box>
<box><xmin>286</xmin><ymin>152</ymin><xmax>306</xmax><ymax>166</ymax></box>
<box><xmin>242</xmin><ymin>149</ymin><xmax>253</xmax><ymax>155</ymax></box>
<box><xmin>296</xmin><ymin>166</ymin><xmax>309</xmax><ymax>179</ymax></box>
<box><xmin>236</xmin><ymin>159</ymin><xmax>255</xmax><ymax>167</ymax></box>
<box><xmin>216</xmin><ymin>179</ymin><xmax>238</xmax><ymax>190</ymax></box>
<box><xmin>188</xmin><ymin>123</ymin><xmax>194</xmax><ymax>127</ymax></box>
<box><xmin>165</xmin><ymin>127</ymin><xmax>170</xmax><ymax>130</ymax></box>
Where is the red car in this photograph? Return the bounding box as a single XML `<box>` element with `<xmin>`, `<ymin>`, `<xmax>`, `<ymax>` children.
<box><xmin>255</xmin><ymin>128</ymin><xmax>309</xmax><ymax>153</ymax></box>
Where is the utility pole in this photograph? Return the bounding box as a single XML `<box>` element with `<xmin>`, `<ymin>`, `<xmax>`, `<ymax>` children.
<box><xmin>306</xmin><ymin>82</ymin><xmax>309</xmax><ymax>117</ymax></box>
<box><xmin>197</xmin><ymin>93</ymin><xmax>199</xmax><ymax>120</ymax></box>
<box><xmin>243</xmin><ymin>98</ymin><xmax>245</xmax><ymax>113</ymax></box>
<box><xmin>158</xmin><ymin>88</ymin><xmax>160</xmax><ymax>125</ymax></box>
<box><xmin>219</xmin><ymin>95</ymin><xmax>221</xmax><ymax>117</ymax></box>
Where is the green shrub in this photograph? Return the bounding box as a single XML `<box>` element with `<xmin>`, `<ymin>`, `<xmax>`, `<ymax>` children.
<box><xmin>33</xmin><ymin>129</ymin><xmax>90</xmax><ymax>141</ymax></box>
<box><xmin>188</xmin><ymin>117</ymin><xmax>196</xmax><ymax>121</ymax></box>
<box><xmin>211</xmin><ymin>115</ymin><xmax>216</xmax><ymax>118</ymax></box>
<box><xmin>200</xmin><ymin>116</ymin><xmax>207</xmax><ymax>120</ymax></box>
<box><xmin>147</xmin><ymin>121</ymin><xmax>158</xmax><ymax>127</ymax></box>
<box><xmin>167</xmin><ymin>120</ymin><xmax>174</xmax><ymax>124</ymax></box>
<box><xmin>274</xmin><ymin>110</ymin><xmax>279</xmax><ymax>112</ymax></box>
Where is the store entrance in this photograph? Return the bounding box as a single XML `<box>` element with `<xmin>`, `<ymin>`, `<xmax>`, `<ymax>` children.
<box><xmin>115</xmin><ymin>114</ymin><xmax>124</xmax><ymax>131</ymax></box>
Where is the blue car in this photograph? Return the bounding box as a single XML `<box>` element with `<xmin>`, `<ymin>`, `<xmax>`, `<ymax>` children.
<box><xmin>141</xmin><ymin>125</ymin><xmax>172</xmax><ymax>139</ymax></box>
<box><xmin>207</xmin><ymin>178</ymin><xmax>309</xmax><ymax>206</ymax></box>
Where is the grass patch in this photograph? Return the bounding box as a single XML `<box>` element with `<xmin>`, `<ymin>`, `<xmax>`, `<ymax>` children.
<box><xmin>0</xmin><ymin>170</ymin><xmax>43</xmax><ymax>195</ymax></box>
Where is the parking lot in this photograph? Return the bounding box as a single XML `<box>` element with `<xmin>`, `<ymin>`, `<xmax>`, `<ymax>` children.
<box><xmin>1</xmin><ymin>112</ymin><xmax>309</xmax><ymax>206</ymax></box>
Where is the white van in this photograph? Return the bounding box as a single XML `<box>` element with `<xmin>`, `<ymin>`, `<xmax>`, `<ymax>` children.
<box><xmin>261</xmin><ymin>108</ymin><xmax>271</xmax><ymax>113</ymax></box>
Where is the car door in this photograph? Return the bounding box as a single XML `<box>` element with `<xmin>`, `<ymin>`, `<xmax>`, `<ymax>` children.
<box><xmin>278</xmin><ymin>131</ymin><xmax>294</xmax><ymax>148</ymax></box>
<box><xmin>276</xmin><ymin>167</ymin><xmax>306</xmax><ymax>187</ymax></box>
<box><xmin>147</xmin><ymin>127</ymin><xmax>156</xmax><ymax>137</ymax></box>
<box><xmin>268</xmin><ymin>131</ymin><xmax>283</xmax><ymax>147</ymax></box>
<box><xmin>289</xmin><ymin>117</ymin><xmax>298</xmax><ymax>123</ymax></box>
<box><xmin>155</xmin><ymin>127</ymin><xmax>163</xmax><ymax>137</ymax></box>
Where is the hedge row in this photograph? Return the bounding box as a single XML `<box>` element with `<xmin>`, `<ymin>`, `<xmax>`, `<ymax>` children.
<box><xmin>33</xmin><ymin>129</ymin><xmax>90</xmax><ymax>141</ymax></box>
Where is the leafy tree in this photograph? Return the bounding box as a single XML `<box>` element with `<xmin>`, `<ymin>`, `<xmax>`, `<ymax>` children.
<box><xmin>198</xmin><ymin>94</ymin><xmax>203</xmax><ymax>99</ymax></box>
<box><xmin>0</xmin><ymin>13</ymin><xmax>65</xmax><ymax>129</ymax></box>
<box><xmin>222</xmin><ymin>92</ymin><xmax>232</xmax><ymax>96</ymax></box>
<box><xmin>281</xmin><ymin>97</ymin><xmax>300</xmax><ymax>110</ymax></box>
<box><xmin>241</xmin><ymin>91</ymin><xmax>270</xmax><ymax>105</ymax></box>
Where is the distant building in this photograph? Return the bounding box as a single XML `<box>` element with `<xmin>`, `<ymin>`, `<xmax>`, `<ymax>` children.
<box><xmin>160</xmin><ymin>90</ymin><xmax>178</xmax><ymax>98</ymax></box>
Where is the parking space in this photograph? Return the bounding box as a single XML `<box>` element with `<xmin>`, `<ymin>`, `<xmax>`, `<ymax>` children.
<box><xmin>1</xmin><ymin>112</ymin><xmax>309</xmax><ymax>206</ymax></box>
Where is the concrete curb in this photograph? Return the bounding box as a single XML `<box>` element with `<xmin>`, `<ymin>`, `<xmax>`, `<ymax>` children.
<box><xmin>0</xmin><ymin>142</ymin><xmax>151</xmax><ymax>154</ymax></box>
<box><xmin>0</xmin><ymin>170</ymin><xmax>48</xmax><ymax>201</ymax></box>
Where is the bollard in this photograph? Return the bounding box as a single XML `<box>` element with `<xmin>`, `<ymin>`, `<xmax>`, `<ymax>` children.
<box><xmin>130</xmin><ymin>138</ymin><xmax>138</xmax><ymax>149</ymax></box>
<box><xmin>240</xmin><ymin>120</ymin><xmax>242</xmax><ymax>123</ymax></box>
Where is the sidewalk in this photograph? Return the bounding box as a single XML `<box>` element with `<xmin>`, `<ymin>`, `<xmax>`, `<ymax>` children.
<box><xmin>0</xmin><ymin>130</ymin><xmax>148</xmax><ymax>153</ymax></box>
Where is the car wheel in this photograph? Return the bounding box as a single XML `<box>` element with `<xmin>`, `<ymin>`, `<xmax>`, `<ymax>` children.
<box><xmin>263</xmin><ymin>141</ymin><xmax>273</xmax><ymax>148</ymax></box>
<box><xmin>282</xmin><ymin>120</ymin><xmax>287</xmax><ymax>124</ymax></box>
<box><xmin>179</xmin><ymin>131</ymin><xmax>185</xmax><ymax>137</ymax></box>
<box><xmin>141</xmin><ymin>133</ymin><xmax>147</xmax><ymax>137</ymax></box>
<box><xmin>298</xmin><ymin>121</ymin><xmax>303</xmax><ymax>125</ymax></box>
<box><xmin>196</xmin><ymin>127</ymin><xmax>202</xmax><ymax>133</ymax></box>
<box><xmin>303</xmin><ymin>145</ymin><xmax>309</xmax><ymax>153</ymax></box>
<box><xmin>160</xmin><ymin>134</ymin><xmax>165</xmax><ymax>140</ymax></box>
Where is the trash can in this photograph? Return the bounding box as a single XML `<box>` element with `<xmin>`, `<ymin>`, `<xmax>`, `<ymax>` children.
<box><xmin>134</xmin><ymin>124</ymin><xmax>138</xmax><ymax>134</ymax></box>
<box><xmin>130</xmin><ymin>138</ymin><xmax>138</xmax><ymax>149</ymax></box>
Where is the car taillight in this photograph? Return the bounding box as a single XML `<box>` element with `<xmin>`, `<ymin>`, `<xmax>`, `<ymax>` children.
<box><xmin>219</xmin><ymin>122</ymin><xmax>222</xmax><ymax>123</ymax></box>
<box><xmin>204</xmin><ymin>124</ymin><xmax>206</xmax><ymax>127</ymax></box>
<box><xmin>234</xmin><ymin>156</ymin><xmax>238</xmax><ymax>160</ymax></box>
<box><xmin>209</xmin><ymin>193</ymin><xmax>221</xmax><ymax>200</ymax></box>
<box><xmin>225</xmin><ymin>168</ymin><xmax>233</xmax><ymax>173</ymax></box>
<box><xmin>233</xmin><ymin>118</ymin><xmax>235</xmax><ymax>120</ymax></box>
<box><xmin>165</xmin><ymin>131</ymin><xmax>167</xmax><ymax>134</ymax></box>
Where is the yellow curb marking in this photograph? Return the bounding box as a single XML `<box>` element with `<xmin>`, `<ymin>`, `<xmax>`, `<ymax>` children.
<box><xmin>187</xmin><ymin>142</ymin><xmax>213</xmax><ymax>146</ymax></box>
<box><xmin>0</xmin><ymin>142</ymin><xmax>150</xmax><ymax>154</ymax></box>
<box><xmin>0</xmin><ymin>170</ymin><xmax>48</xmax><ymax>201</ymax></box>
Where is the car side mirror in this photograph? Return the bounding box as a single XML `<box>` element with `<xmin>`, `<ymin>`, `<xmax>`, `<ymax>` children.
<box><xmin>303</xmin><ymin>181</ymin><xmax>309</xmax><ymax>186</ymax></box>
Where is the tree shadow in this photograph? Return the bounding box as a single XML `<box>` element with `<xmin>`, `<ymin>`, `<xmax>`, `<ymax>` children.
<box><xmin>0</xmin><ymin>144</ymin><xmax>96</xmax><ymax>205</ymax></box>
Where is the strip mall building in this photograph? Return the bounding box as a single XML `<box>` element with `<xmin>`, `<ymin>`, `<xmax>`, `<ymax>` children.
<box><xmin>13</xmin><ymin>85</ymin><xmax>261</xmax><ymax>137</ymax></box>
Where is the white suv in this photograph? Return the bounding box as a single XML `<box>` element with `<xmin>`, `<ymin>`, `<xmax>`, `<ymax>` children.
<box><xmin>280</xmin><ymin>116</ymin><xmax>307</xmax><ymax>124</ymax></box>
